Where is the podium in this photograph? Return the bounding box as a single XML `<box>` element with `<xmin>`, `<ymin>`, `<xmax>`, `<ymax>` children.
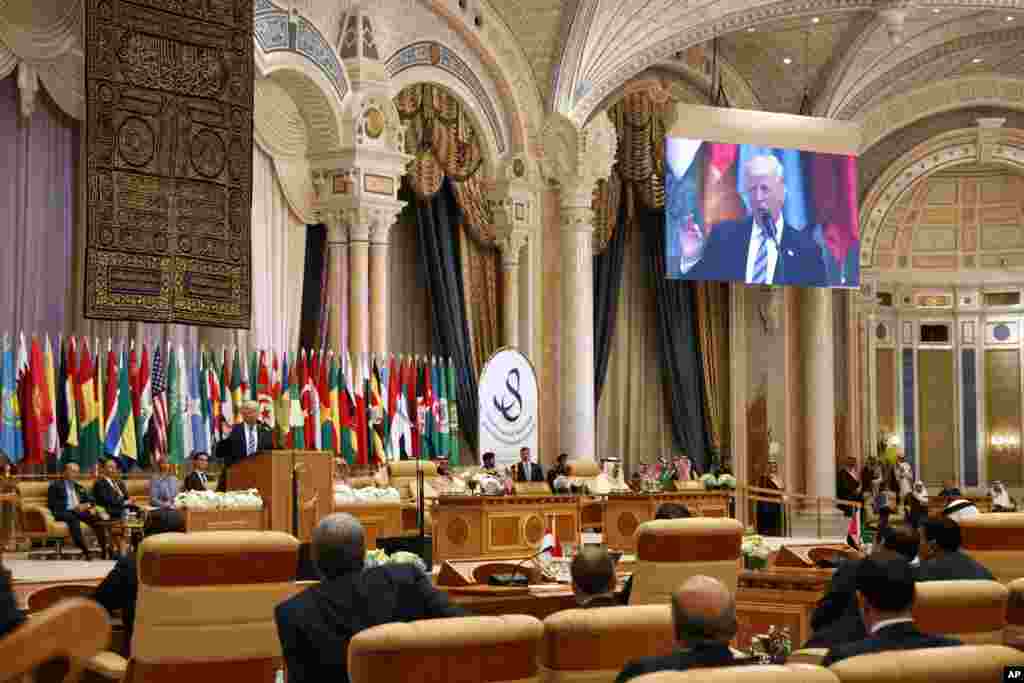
<box><xmin>227</xmin><ymin>450</ymin><xmax>333</xmax><ymax>542</ymax></box>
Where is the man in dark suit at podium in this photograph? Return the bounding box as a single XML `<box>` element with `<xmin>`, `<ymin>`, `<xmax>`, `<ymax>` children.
<box><xmin>514</xmin><ymin>447</ymin><xmax>544</xmax><ymax>482</ymax></box>
<box><xmin>216</xmin><ymin>400</ymin><xmax>273</xmax><ymax>492</ymax></box>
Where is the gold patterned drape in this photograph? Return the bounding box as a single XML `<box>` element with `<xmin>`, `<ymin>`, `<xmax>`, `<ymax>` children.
<box><xmin>694</xmin><ymin>282</ymin><xmax>728</xmax><ymax>450</ymax></box>
<box><xmin>396</xmin><ymin>83</ymin><xmax>500</xmax><ymax>373</ymax></box>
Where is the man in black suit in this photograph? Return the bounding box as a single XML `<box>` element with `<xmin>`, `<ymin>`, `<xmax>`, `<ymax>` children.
<box><xmin>916</xmin><ymin>517</ymin><xmax>994</xmax><ymax>581</ymax></box>
<box><xmin>275</xmin><ymin>513</ymin><xmax>467</xmax><ymax>683</ymax></box>
<box><xmin>571</xmin><ymin>546</ymin><xmax>618</xmax><ymax>608</ymax></box>
<box><xmin>216</xmin><ymin>401</ymin><xmax>273</xmax><ymax>492</ymax></box>
<box><xmin>678</xmin><ymin>154</ymin><xmax>826</xmax><ymax>286</ymax></box>
<box><xmin>47</xmin><ymin>462</ymin><xmax>107</xmax><ymax>560</ymax></box>
<box><xmin>92</xmin><ymin>508</ymin><xmax>186</xmax><ymax>651</ymax></box>
<box><xmin>547</xmin><ymin>453</ymin><xmax>570</xmax><ymax>493</ymax></box>
<box><xmin>617</xmin><ymin>575</ymin><xmax>742</xmax><ymax>682</ymax></box>
<box><xmin>514</xmin><ymin>447</ymin><xmax>544</xmax><ymax>483</ymax></box>
<box><xmin>821</xmin><ymin>555</ymin><xmax>961</xmax><ymax>666</ymax></box>
<box><xmin>92</xmin><ymin>459</ymin><xmax>140</xmax><ymax>520</ymax></box>
<box><xmin>183</xmin><ymin>453</ymin><xmax>211</xmax><ymax>492</ymax></box>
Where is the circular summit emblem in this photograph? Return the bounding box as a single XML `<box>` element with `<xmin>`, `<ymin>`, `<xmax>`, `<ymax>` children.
<box><xmin>478</xmin><ymin>349</ymin><xmax>538</xmax><ymax>468</ymax></box>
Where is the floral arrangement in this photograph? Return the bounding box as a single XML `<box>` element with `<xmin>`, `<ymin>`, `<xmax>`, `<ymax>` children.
<box><xmin>334</xmin><ymin>484</ymin><xmax>401</xmax><ymax>504</ymax></box>
<box><xmin>741</xmin><ymin>534</ymin><xmax>771</xmax><ymax>570</ymax></box>
<box><xmin>750</xmin><ymin>625</ymin><xmax>792</xmax><ymax>663</ymax></box>
<box><xmin>174</xmin><ymin>489</ymin><xmax>263</xmax><ymax>510</ymax></box>
<box><xmin>364</xmin><ymin>549</ymin><xmax>427</xmax><ymax>573</ymax></box>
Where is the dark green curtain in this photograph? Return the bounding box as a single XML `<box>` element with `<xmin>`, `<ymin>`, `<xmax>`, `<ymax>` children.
<box><xmin>593</xmin><ymin>199</ymin><xmax>628</xmax><ymax>406</ymax></box>
<box><xmin>411</xmin><ymin>178</ymin><xmax>479</xmax><ymax>450</ymax></box>
<box><xmin>643</xmin><ymin>206</ymin><xmax>712</xmax><ymax>471</ymax></box>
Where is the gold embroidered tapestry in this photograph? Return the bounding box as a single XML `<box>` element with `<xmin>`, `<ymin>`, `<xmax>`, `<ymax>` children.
<box><xmin>83</xmin><ymin>0</ymin><xmax>253</xmax><ymax>328</ymax></box>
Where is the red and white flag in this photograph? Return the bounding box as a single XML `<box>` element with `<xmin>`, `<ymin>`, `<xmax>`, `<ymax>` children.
<box><xmin>541</xmin><ymin>515</ymin><xmax>562</xmax><ymax>558</ymax></box>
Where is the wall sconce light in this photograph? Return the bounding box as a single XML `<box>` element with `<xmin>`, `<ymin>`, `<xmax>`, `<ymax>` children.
<box><xmin>990</xmin><ymin>433</ymin><xmax>1020</xmax><ymax>452</ymax></box>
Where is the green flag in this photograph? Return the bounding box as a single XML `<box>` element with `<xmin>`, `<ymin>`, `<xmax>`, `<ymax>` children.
<box><xmin>447</xmin><ymin>359</ymin><xmax>460</xmax><ymax>465</ymax></box>
<box><xmin>230</xmin><ymin>347</ymin><xmax>242</xmax><ymax>422</ymax></box>
<box><xmin>338</xmin><ymin>357</ymin><xmax>357</xmax><ymax>464</ymax></box>
<box><xmin>166</xmin><ymin>345</ymin><xmax>185</xmax><ymax>465</ymax></box>
<box><xmin>249</xmin><ymin>350</ymin><xmax>259</xmax><ymax>400</ymax></box>
<box><xmin>288</xmin><ymin>352</ymin><xmax>304</xmax><ymax>449</ymax></box>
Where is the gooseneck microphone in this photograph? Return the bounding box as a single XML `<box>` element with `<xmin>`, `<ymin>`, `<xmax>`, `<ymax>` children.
<box><xmin>488</xmin><ymin>542</ymin><xmax>554</xmax><ymax>587</ymax></box>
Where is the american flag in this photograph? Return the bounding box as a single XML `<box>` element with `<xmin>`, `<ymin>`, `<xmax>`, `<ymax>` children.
<box><xmin>151</xmin><ymin>344</ymin><xmax>168</xmax><ymax>462</ymax></box>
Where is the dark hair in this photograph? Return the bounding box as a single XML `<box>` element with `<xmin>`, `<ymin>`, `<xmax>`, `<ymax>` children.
<box><xmin>570</xmin><ymin>546</ymin><xmax>616</xmax><ymax>596</ymax></box>
<box><xmin>923</xmin><ymin>517</ymin><xmax>961</xmax><ymax>552</ymax></box>
<box><xmin>144</xmin><ymin>509</ymin><xmax>186</xmax><ymax>537</ymax></box>
<box><xmin>881</xmin><ymin>523</ymin><xmax>920</xmax><ymax>561</ymax></box>
<box><xmin>856</xmin><ymin>555</ymin><xmax>915</xmax><ymax>613</ymax></box>
<box><xmin>655</xmin><ymin>503</ymin><xmax>692</xmax><ymax>520</ymax></box>
<box><xmin>482</xmin><ymin>452</ymin><xmax>495</xmax><ymax>461</ymax></box>
<box><xmin>557</xmin><ymin>453</ymin><xmax>568</xmax><ymax>462</ymax></box>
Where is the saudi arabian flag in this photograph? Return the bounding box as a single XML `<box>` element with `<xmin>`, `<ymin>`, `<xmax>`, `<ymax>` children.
<box><xmin>447</xmin><ymin>358</ymin><xmax>460</xmax><ymax>465</ymax></box>
<box><xmin>166</xmin><ymin>344</ymin><xmax>185</xmax><ymax>465</ymax></box>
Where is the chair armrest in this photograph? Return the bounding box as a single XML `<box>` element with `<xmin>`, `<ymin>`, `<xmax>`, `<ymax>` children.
<box><xmin>19</xmin><ymin>503</ymin><xmax>56</xmax><ymax>534</ymax></box>
<box><xmin>88</xmin><ymin>651</ymin><xmax>128</xmax><ymax>680</ymax></box>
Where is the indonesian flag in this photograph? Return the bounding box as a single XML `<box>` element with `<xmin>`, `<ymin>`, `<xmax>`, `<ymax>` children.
<box><xmin>541</xmin><ymin>515</ymin><xmax>561</xmax><ymax>558</ymax></box>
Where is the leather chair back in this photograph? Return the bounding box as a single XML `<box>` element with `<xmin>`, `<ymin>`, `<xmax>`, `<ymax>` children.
<box><xmin>629</xmin><ymin>518</ymin><xmax>743</xmax><ymax>605</ymax></box>
<box><xmin>1003</xmin><ymin>577</ymin><xmax>1024</xmax><ymax>649</ymax></box>
<box><xmin>624</xmin><ymin>665</ymin><xmax>838</xmax><ymax>682</ymax></box>
<box><xmin>828</xmin><ymin>644</ymin><xmax>1024</xmax><ymax>682</ymax></box>
<box><xmin>388</xmin><ymin>460</ymin><xmax>440</xmax><ymax>501</ymax></box>
<box><xmin>912</xmin><ymin>579</ymin><xmax>1008</xmax><ymax>644</ymax></box>
<box><xmin>127</xmin><ymin>530</ymin><xmax>300</xmax><ymax>683</ymax></box>
<box><xmin>0</xmin><ymin>598</ymin><xmax>111</xmax><ymax>683</ymax></box>
<box><xmin>958</xmin><ymin>513</ymin><xmax>1024</xmax><ymax>583</ymax></box>
<box><xmin>540</xmin><ymin>605</ymin><xmax>675</xmax><ymax>683</ymax></box>
<box><xmin>348</xmin><ymin>615</ymin><xmax>543</xmax><ymax>683</ymax></box>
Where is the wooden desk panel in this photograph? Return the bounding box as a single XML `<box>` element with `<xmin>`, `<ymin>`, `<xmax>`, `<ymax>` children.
<box><xmin>333</xmin><ymin>503</ymin><xmax>410</xmax><ymax>549</ymax></box>
<box><xmin>604</xmin><ymin>492</ymin><xmax>731</xmax><ymax>552</ymax></box>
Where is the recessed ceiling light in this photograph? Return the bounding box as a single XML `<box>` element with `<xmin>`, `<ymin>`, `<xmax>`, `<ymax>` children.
<box><xmin>1007</xmin><ymin>15</ymin><xmax>1015</xmax><ymax>21</ymax></box>
<box><xmin>811</xmin><ymin>16</ymin><xmax>820</xmax><ymax>24</ymax></box>
<box><xmin>932</xmin><ymin>8</ymin><xmax>941</xmax><ymax>13</ymax></box>
<box><xmin>783</xmin><ymin>57</ymin><xmax>793</xmax><ymax>65</ymax></box>
<box><xmin>972</xmin><ymin>57</ymin><xmax>983</xmax><ymax>63</ymax></box>
<box><xmin>747</xmin><ymin>27</ymin><xmax>756</xmax><ymax>32</ymax></box>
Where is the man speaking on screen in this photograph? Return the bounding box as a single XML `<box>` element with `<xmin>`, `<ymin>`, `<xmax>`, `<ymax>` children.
<box><xmin>678</xmin><ymin>154</ymin><xmax>826</xmax><ymax>286</ymax></box>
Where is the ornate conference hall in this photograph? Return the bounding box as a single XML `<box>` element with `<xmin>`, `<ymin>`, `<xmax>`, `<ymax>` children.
<box><xmin>3</xmin><ymin>0</ymin><xmax>1024</xmax><ymax>681</ymax></box>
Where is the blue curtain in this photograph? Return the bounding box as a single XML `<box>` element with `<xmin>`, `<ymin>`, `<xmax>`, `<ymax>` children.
<box><xmin>594</xmin><ymin>195</ymin><xmax>628</xmax><ymax>406</ymax></box>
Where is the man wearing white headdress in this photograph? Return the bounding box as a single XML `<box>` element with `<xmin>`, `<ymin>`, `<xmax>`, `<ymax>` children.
<box><xmin>674</xmin><ymin>152</ymin><xmax>826</xmax><ymax>286</ymax></box>
<box><xmin>893</xmin><ymin>452</ymin><xmax>913</xmax><ymax>511</ymax></box>
<box><xmin>990</xmin><ymin>481</ymin><xmax>1015</xmax><ymax>512</ymax></box>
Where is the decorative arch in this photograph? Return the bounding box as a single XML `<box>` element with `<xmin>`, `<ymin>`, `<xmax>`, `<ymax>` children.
<box><xmin>859</xmin><ymin>126</ymin><xmax>1024</xmax><ymax>268</ymax></box>
<box><xmin>255</xmin><ymin>49</ymin><xmax>344</xmax><ymax>154</ymax></box>
<box><xmin>856</xmin><ymin>76</ymin><xmax>1024</xmax><ymax>153</ymax></box>
<box><xmin>254</xmin><ymin>1</ymin><xmax>348</xmax><ymax>103</ymax></box>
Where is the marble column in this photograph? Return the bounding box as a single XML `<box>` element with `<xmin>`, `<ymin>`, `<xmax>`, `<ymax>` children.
<box><xmin>802</xmin><ymin>287</ymin><xmax>836</xmax><ymax>500</ymax></box>
<box><xmin>500</xmin><ymin>248</ymin><xmax>520</xmax><ymax>349</ymax></box>
<box><xmin>348</xmin><ymin>211</ymin><xmax>370</xmax><ymax>357</ymax></box>
<box><xmin>369</xmin><ymin>221</ymin><xmax>391</xmax><ymax>355</ymax></box>
<box><xmin>559</xmin><ymin>183</ymin><xmax>596</xmax><ymax>460</ymax></box>
<box><xmin>326</xmin><ymin>212</ymin><xmax>349</xmax><ymax>353</ymax></box>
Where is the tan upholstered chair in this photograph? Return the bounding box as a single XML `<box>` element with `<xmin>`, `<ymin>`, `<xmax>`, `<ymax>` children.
<box><xmin>828</xmin><ymin>644</ymin><xmax>1024</xmax><ymax>682</ymax></box>
<box><xmin>628</xmin><ymin>518</ymin><xmax>743</xmax><ymax>605</ymax></box>
<box><xmin>122</xmin><ymin>478</ymin><xmax>151</xmax><ymax>506</ymax></box>
<box><xmin>958</xmin><ymin>513</ymin><xmax>1024</xmax><ymax>583</ymax></box>
<box><xmin>912</xmin><ymin>579</ymin><xmax>1008</xmax><ymax>644</ymax></box>
<box><xmin>349</xmin><ymin>615</ymin><xmax>543</xmax><ymax>683</ymax></box>
<box><xmin>539</xmin><ymin>605</ymin><xmax>675</xmax><ymax>682</ymax></box>
<box><xmin>627</xmin><ymin>665</ymin><xmax>838</xmax><ymax>682</ymax></box>
<box><xmin>388</xmin><ymin>460</ymin><xmax>440</xmax><ymax>501</ymax></box>
<box><xmin>786</xmin><ymin>648</ymin><xmax>828</xmax><ymax>665</ymax></box>
<box><xmin>88</xmin><ymin>530</ymin><xmax>301</xmax><ymax>682</ymax></box>
<box><xmin>1004</xmin><ymin>578</ymin><xmax>1024</xmax><ymax>649</ymax></box>
<box><xmin>17</xmin><ymin>479</ymin><xmax>97</xmax><ymax>556</ymax></box>
<box><xmin>0</xmin><ymin>598</ymin><xmax>111</xmax><ymax>683</ymax></box>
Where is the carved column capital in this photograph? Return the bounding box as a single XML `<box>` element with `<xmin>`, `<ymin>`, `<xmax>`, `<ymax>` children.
<box><xmin>496</xmin><ymin>230</ymin><xmax>529</xmax><ymax>269</ymax></box>
<box><xmin>540</xmin><ymin>111</ymin><xmax>617</xmax><ymax>196</ymax></box>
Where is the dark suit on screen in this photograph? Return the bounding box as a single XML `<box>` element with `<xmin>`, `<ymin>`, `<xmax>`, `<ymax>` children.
<box><xmin>683</xmin><ymin>217</ymin><xmax>827</xmax><ymax>286</ymax></box>
<box><xmin>275</xmin><ymin>563</ymin><xmax>467</xmax><ymax>683</ymax></box>
<box><xmin>822</xmin><ymin>620</ymin><xmax>960</xmax><ymax>666</ymax></box>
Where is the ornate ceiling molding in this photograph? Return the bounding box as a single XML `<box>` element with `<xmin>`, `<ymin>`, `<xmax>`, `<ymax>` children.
<box><xmin>860</xmin><ymin>126</ymin><xmax>1024</xmax><ymax>268</ymax></box>
<box><xmin>858</xmin><ymin>76</ymin><xmax>1024</xmax><ymax>152</ymax></box>
<box><xmin>563</xmin><ymin>0</ymin><xmax>1024</xmax><ymax>125</ymax></box>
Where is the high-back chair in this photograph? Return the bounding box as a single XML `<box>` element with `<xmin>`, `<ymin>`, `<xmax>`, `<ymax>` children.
<box><xmin>0</xmin><ymin>598</ymin><xmax>111</xmax><ymax>683</ymax></box>
<box><xmin>105</xmin><ymin>530</ymin><xmax>300</xmax><ymax>682</ymax></box>
<box><xmin>540</xmin><ymin>605</ymin><xmax>676</xmax><ymax>682</ymax></box>
<box><xmin>912</xmin><ymin>579</ymin><xmax>1008</xmax><ymax>644</ymax></box>
<box><xmin>1007</xmin><ymin>578</ymin><xmax>1024</xmax><ymax>649</ymax></box>
<box><xmin>958</xmin><ymin>513</ymin><xmax>1024</xmax><ymax>583</ymax></box>
<box><xmin>388</xmin><ymin>460</ymin><xmax>440</xmax><ymax>501</ymax></box>
<box><xmin>628</xmin><ymin>518</ymin><xmax>743</xmax><ymax>605</ymax></box>
<box><xmin>17</xmin><ymin>480</ymin><xmax>98</xmax><ymax>557</ymax></box>
<box><xmin>627</xmin><ymin>665</ymin><xmax>839</xmax><ymax>683</ymax></box>
<box><xmin>349</xmin><ymin>615</ymin><xmax>544</xmax><ymax>683</ymax></box>
<box><xmin>829</xmin><ymin>644</ymin><xmax>1024</xmax><ymax>682</ymax></box>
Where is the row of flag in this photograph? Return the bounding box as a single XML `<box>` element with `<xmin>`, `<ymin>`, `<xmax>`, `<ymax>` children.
<box><xmin>0</xmin><ymin>333</ymin><xmax>463</xmax><ymax>470</ymax></box>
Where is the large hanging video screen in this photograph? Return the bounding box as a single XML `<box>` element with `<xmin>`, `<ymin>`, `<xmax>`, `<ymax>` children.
<box><xmin>666</xmin><ymin>138</ymin><xmax>860</xmax><ymax>289</ymax></box>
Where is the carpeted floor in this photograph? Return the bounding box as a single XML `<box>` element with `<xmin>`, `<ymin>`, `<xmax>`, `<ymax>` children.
<box><xmin>8</xmin><ymin>558</ymin><xmax>114</xmax><ymax>584</ymax></box>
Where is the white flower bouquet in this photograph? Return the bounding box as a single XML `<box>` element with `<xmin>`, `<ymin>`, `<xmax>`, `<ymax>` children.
<box><xmin>174</xmin><ymin>489</ymin><xmax>263</xmax><ymax>510</ymax></box>
<box><xmin>364</xmin><ymin>549</ymin><xmax>427</xmax><ymax>573</ymax></box>
<box><xmin>718</xmin><ymin>473</ymin><xmax>737</xmax><ymax>490</ymax></box>
<box><xmin>741</xmin><ymin>534</ymin><xmax>771</xmax><ymax>570</ymax></box>
<box><xmin>699</xmin><ymin>473</ymin><xmax>719</xmax><ymax>489</ymax></box>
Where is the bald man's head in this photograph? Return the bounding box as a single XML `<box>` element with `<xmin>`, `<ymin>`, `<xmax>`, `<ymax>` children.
<box><xmin>570</xmin><ymin>546</ymin><xmax>616</xmax><ymax>600</ymax></box>
<box><xmin>671</xmin><ymin>576</ymin><xmax>737</xmax><ymax>644</ymax></box>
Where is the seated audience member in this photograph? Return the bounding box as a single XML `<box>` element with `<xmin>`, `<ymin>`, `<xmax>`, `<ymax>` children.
<box><xmin>149</xmin><ymin>460</ymin><xmax>180</xmax><ymax>509</ymax></box>
<box><xmin>182</xmin><ymin>453</ymin><xmax>211</xmax><ymax>492</ymax></box>
<box><xmin>93</xmin><ymin>508</ymin><xmax>186</xmax><ymax>651</ymax></box>
<box><xmin>906</xmin><ymin>481</ymin><xmax>928</xmax><ymax>529</ymax></box>
<box><xmin>942</xmin><ymin>498</ymin><xmax>979</xmax><ymax>521</ymax></box>
<box><xmin>990</xmin><ymin>481</ymin><xmax>1016</xmax><ymax>512</ymax></box>
<box><xmin>616</xmin><ymin>576</ymin><xmax>740</xmax><ymax>682</ymax></box>
<box><xmin>937</xmin><ymin>480</ymin><xmax>961</xmax><ymax>498</ymax></box>
<box><xmin>93</xmin><ymin>459</ymin><xmax>141</xmax><ymax>519</ymax></box>
<box><xmin>0</xmin><ymin>558</ymin><xmax>24</xmax><ymax>638</ymax></box>
<box><xmin>822</xmin><ymin>556</ymin><xmax>960</xmax><ymax>666</ymax></box>
<box><xmin>620</xmin><ymin>503</ymin><xmax>692</xmax><ymax>605</ymax></box>
<box><xmin>571</xmin><ymin>546</ymin><xmax>618</xmax><ymax>608</ymax></box>
<box><xmin>547</xmin><ymin>453</ymin><xmax>570</xmax><ymax>492</ymax></box>
<box><xmin>275</xmin><ymin>513</ymin><xmax>467</xmax><ymax>683</ymax></box>
<box><xmin>480</xmin><ymin>451</ymin><xmax>499</xmax><ymax>476</ymax></box>
<box><xmin>916</xmin><ymin>517</ymin><xmax>994</xmax><ymax>581</ymax></box>
<box><xmin>803</xmin><ymin>525</ymin><xmax>920</xmax><ymax>650</ymax></box>
<box><xmin>47</xmin><ymin>462</ymin><xmax>107</xmax><ymax>561</ymax></box>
